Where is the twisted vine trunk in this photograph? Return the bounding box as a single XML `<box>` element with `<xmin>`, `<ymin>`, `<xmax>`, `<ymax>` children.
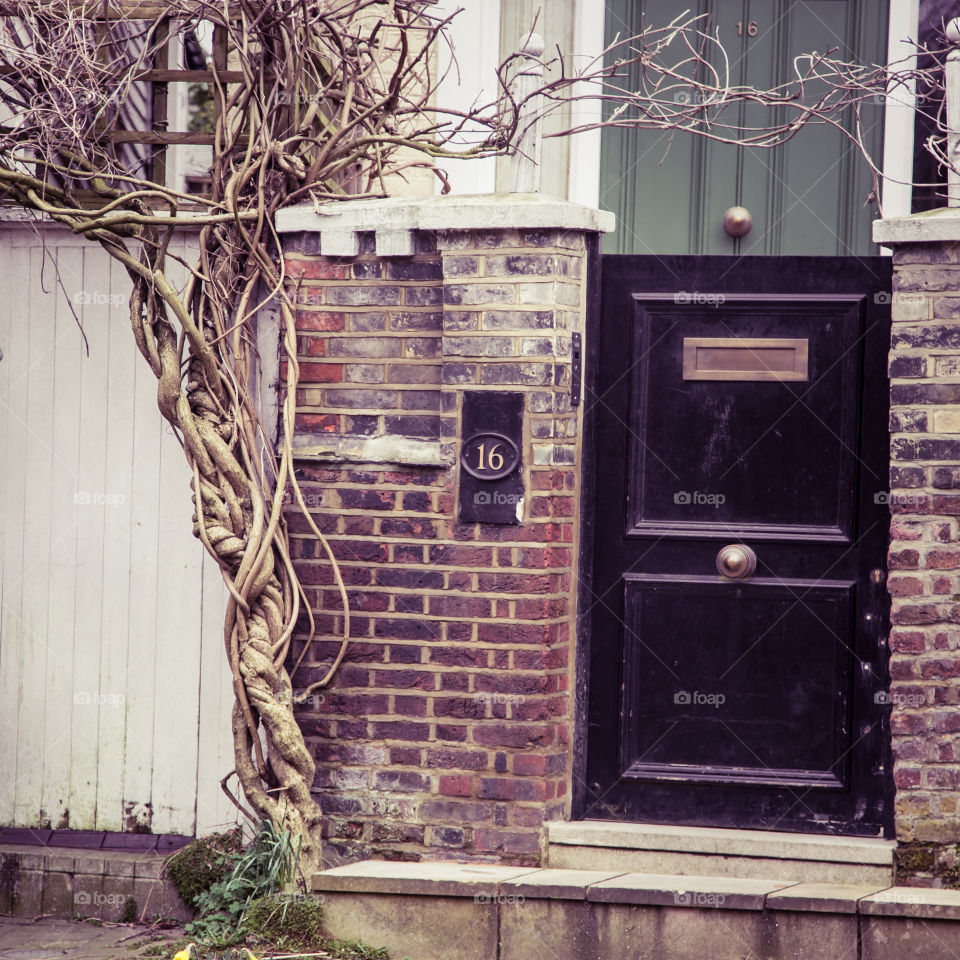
<box><xmin>116</xmin><ymin>211</ymin><xmax>330</xmax><ymax>877</ymax></box>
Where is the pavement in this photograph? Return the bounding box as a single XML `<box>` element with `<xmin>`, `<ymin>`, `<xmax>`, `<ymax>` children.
<box><xmin>0</xmin><ymin>917</ymin><xmax>184</xmax><ymax>960</ymax></box>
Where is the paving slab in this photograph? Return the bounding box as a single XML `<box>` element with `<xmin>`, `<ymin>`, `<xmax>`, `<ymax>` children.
<box><xmin>587</xmin><ymin>872</ymin><xmax>796</xmax><ymax>910</ymax></box>
<box><xmin>311</xmin><ymin>858</ymin><xmax>540</xmax><ymax>897</ymax></box>
<box><xmin>767</xmin><ymin>881</ymin><xmax>891</xmax><ymax>913</ymax></box>
<box><xmin>0</xmin><ymin>917</ymin><xmax>182</xmax><ymax>960</ymax></box>
<box><xmin>500</xmin><ymin>868</ymin><xmax>627</xmax><ymax>900</ymax></box>
<box><xmin>859</xmin><ymin>885</ymin><xmax>960</xmax><ymax>919</ymax></box>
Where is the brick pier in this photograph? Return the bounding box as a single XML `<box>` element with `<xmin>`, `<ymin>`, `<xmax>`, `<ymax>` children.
<box><xmin>275</xmin><ymin>195</ymin><xmax>612</xmax><ymax>865</ymax></box>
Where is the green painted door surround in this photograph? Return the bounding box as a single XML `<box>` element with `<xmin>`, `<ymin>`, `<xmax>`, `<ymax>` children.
<box><xmin>601</xmin><ymin>1</ymin><xmax>888</xmax><ymax>255</ymax></box>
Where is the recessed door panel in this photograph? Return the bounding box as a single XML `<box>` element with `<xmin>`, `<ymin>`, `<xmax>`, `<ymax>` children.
<box><xmin>621</xmin><ymin>576</ymin><xmax>853</xmax><ymax>785</ymax></box>
<box><xmin>625</xmin><ymin>295</ymin><xmax>863</xmax><ymax>540</ymax></box>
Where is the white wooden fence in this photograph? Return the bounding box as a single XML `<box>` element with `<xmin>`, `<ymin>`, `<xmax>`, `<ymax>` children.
<box><xmin>0</xmin><ymin>222</ymin><xmax>236</xmax><ymax>838</ymax></box>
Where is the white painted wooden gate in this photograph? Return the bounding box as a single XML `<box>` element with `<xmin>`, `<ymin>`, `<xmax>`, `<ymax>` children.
<box><xmin>0</xmin><ymin>222</ymin><xmax>236</xmax><ymax>838</ymax></box>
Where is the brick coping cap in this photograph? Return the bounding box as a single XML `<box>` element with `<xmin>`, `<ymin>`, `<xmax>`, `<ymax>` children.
<box><xmin>275</xmin><ymin>192</ymin><xmax>615</xmax><ymax>249</ymax></box>
<box><xmin>874</xmin><ymin>205</ymin><xmax>960</xmax><ymax>244</ymax></box>
<box><xmin>311</xmin><ymin>860</ymin><xmax>960</xmax><ymax>916</ymax></box>
<box><xmin>547</xmin><ymin>820</ymin><xmax>896</xmax><ymax>865</ymax></box>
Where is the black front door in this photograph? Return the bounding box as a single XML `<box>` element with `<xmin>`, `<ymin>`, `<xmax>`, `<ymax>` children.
<box><xmin>582</xmin><ymin>255</ymin><xmax>893</xmax><ymax>836</ymax></box>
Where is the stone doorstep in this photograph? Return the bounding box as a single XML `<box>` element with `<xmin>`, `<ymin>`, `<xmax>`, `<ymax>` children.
<box><xmin>312</xmin><ymin>860</ymin><xmax>960</xmax><ymax>919</ymax></box>
<box><xmin>546</xmin><ymin>820</ymin><xmax>897</xmax><ymax>865</ymax></box>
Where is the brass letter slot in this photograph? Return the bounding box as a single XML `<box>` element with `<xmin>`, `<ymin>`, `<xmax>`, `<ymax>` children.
<box><xmin>682</xmin><ymin>337</ymin><xmax>809</xmax><ymax>381</ymax></box>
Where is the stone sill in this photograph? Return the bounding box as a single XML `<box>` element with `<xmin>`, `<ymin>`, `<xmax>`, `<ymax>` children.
<box><xmin>275</xmin><ymin>192</ymin><xmax>615</xmax><ymax>256</ymax></box>
<box><xmin>292</xmin><ymin>432</ymin><xmax>448</xmax><ymax>467</ymax></box>
<box><xmin>311</xmin><ymin>859</ymin><xmax>960</xmax><ymax>918</ymax></box>
<box><xmin>547</xmin><ymin>820</ymin><xmax>896</xmax><ymax>866</ymax></box>
<box><xmin>874</xmin><ymin>206</ymin><xmax>960</xmax><ymax>244</ymax></box>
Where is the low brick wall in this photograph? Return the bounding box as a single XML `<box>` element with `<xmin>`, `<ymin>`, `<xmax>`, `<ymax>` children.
<box><xmin>277</xmin><ymin>199</ymin><xmax>607</xmax><ymax>865</ymax></box>
<box><xmin>0</xmin><ymin>844</ymin><xmax>192</xmax><ymax>921</ymax></box>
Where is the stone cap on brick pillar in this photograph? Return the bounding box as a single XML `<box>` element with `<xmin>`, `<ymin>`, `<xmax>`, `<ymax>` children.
<box><xmin>275</xmin><ymin>193</ymin><xmax>615</xmax><ymax>254</ymax></box>
<box><xmin>874</xmin><ymin>207</ymin><xmax>960</xmax><ymax>244</ymax></box>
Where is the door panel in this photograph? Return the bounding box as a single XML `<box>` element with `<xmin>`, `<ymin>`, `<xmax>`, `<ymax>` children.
<box><xmin>583</xmin><ymin>255</ymin><xmax>892</xmax><ymax>835</ymax></box>
<box><xmin>625</xmin><ymin>294</ymin><xmax>860</xmax><ymax>538</ymax></box>
<box><xmin>622</xmin><ymin>577</ymin><xmax>853</xmax><ymax>783</ymax></box>
<box><xmin>601</xmin><ymin>0</ymin><xmax>888</xmax><ymax>256</ymax></box>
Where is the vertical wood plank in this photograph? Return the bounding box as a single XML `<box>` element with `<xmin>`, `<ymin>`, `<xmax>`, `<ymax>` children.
<box><xmin>94</xmin><ymin>257</ymin><xmax>137</xmax><ymax>831</ymax></box>
<box><xmin>14</xmin><ymin>244</ymin><xmax>57</xmax><ymax>825</ymax></box>
<box><xmin>0</xmin><ymin>233</ymin><xmax>29</xmax><ymax>825</ymax></box>
<box><xmin>120</xmin><ymin>269</ymin><xmax>163</xmax><ymax>834</ymax></box>
<box><xmin>149</xmin><ymin>236</ymin><xmax>204</xmax><ymax>836</ymax></box>
<box><xmin>68</xmin><ymin>244</ymin><xmax>111</xmax><ymax>828</ymax></box>
<box><xmin>196</xmin><ymin>550</ymin><xmax>236</xmax><ymax>836</ymax></box>
<box><xmin>40</xmin><ymin>240</ymin><xmax>85</xmax><ymax>830</ymax></box>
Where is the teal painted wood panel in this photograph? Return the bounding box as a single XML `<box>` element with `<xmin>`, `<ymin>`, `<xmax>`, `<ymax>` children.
<box><xmin>601</xmin><ymin>0</ymin><xmax>889</xmax><ymax>255</ymax></box>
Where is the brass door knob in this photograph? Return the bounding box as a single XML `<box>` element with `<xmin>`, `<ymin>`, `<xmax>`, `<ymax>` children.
<box><xmin>716</xmin><ymin>543</ymin><xmax>757</xmax><ymax>580</ymax></box>
<box><xmin>723</xmin><ymin>205</ymin><xmax>752</xmax><ymax>237</ymax></box>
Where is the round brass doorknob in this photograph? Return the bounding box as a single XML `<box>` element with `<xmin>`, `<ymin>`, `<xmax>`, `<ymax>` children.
<box><xmin>716</xmin><ymin>544</ymin><xmax>757</xmax><ymax>580</ymax></box>
<box><xmin>723</xmin><ymin>205</ymin><xmax>752</xmax><ymax>237</ymax></box>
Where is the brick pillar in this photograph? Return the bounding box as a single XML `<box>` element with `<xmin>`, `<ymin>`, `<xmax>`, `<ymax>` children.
<box><xmin>876</xmin><ymin>214</ymin><xmax>960</xmax><ymax>883</ymax></box>
<box><xmin>275</xmin><ymin>197</ymin><xmax>613</xmax><ymax>866</ymax></box>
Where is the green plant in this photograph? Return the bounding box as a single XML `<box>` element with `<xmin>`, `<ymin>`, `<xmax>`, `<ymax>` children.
<box><xmin>185</xmin><ymin>821</ymin><xmax>301</xmax><ymax>946</ymax></box>
<box><xmin>321</xmin><ymin>939</ymin><xmax>391</xmax><ymax>960</ymax></box>
<box><xmin>242</xmin><ymin>893</ymin><xmax>325</xmax><ymax>950</ymax></box>
<box><xmin>120</xmin><ymin>896</ymin><xmax>138</xmax><ymax>923</ymax></box>
<box><xmin>139</xmin><ymin>937</ymin><xmax>190</xmax><ymax>957</ymax></box>
<box><xmin>166</xmin><ymin>830</ymin><xmax>244</xmax><ymax>910</ymax></box>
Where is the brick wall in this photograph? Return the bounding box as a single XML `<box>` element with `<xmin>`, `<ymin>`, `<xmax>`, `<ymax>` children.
<box><xmin>279</xmin><ymin>220</ymin><xmax>591</xmax><ymax>865</ymax></box>
<box><xmin>886</xmin><ymin>240</ymin><xmax>960</xmax><ymax>882</ymax></box>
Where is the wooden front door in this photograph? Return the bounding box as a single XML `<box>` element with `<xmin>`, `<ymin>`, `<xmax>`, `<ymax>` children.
<box><xmin>581</xmin><ymin>255</ymin><xmax>893</xmax><ymax>836</ymax></box>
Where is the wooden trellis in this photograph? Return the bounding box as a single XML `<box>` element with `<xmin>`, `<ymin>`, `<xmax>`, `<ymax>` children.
<box><xmin>0</xmin><ymin>1</ymin><xmax>250</xmax><ymax>194</ymax></box>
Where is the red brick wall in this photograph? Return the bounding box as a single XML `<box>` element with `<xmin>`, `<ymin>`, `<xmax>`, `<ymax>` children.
<box><xmin>280</xmin><ymin>226</ymin><xmax>588</xmax><ymax>865</ymax></box>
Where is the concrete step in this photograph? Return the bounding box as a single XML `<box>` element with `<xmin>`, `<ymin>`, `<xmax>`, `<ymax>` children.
<box><xmin>547</xmin><ymin>820</ymin><xmax>896</xmax><ymax>884</ymax></box>
<box><xmin>311</xmin><ymin>859</ymin><xmax>952</xmax><ymax>960</ymax></box>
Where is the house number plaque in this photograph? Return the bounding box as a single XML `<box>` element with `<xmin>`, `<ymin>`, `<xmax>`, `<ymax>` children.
<box><xmin>461</xmin><ymin>432</ymin><xmax>520</xmax><ymax>480</ymax></box>
<box><xmin>458</xmin><ymin>392</ymin><xmax>524</xmax><ymax>525</ymax></box>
